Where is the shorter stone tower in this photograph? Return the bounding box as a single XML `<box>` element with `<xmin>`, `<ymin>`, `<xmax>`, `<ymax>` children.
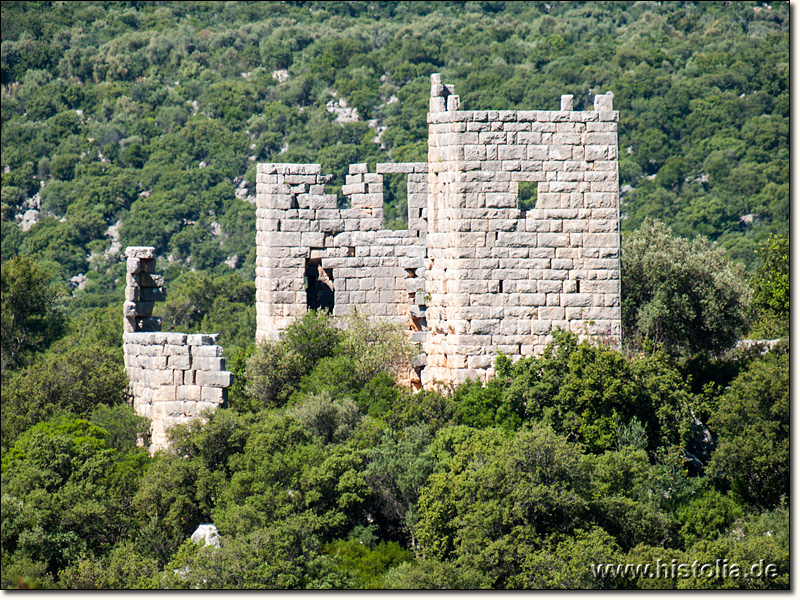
<box><xmin>122</xmin><ymin>246</ymin><xmax>233</xmax><ymax>453</ymax></box>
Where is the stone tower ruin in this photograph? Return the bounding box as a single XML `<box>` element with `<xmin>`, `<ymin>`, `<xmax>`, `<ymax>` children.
<box><xmin>122</xmin><ymin>75</ymin><xmax>621</xmax><ymax>448</ymax></box>
<box><xmin>254</xmin><ymin>75</ymin><xmax>621</xmax><ymax>387</ymax></box>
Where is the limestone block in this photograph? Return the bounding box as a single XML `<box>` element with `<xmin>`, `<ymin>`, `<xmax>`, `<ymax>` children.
<box><xmin>123</xmin><ymin>315</ymin><xmax>137</xmax><ymax>333</ymax></box>
<box><xmin>430</xmin><ymin>97</ymin><xmax>446</xmax><ymax>112</ymax></box>
<box><xmin>123</xmin><ymin>301</ymin><xmax>137</xmax><ymax>318</ymax></box>
<box><xmin>594</xmin><ymin>94</ymin><xmax>614</xmax><ymax>111</ymax></box>
<box><xmin>551</xmin><ymin>258</ymin><xmax>573</xmax><ymax>270</ymax></box>
<box><xmin>538</xmin><ymin>233</ymin><xmax>570</xmax><ymax>247</ymax></box>
<box><xmin>139</xmin><ymin>287</ymin><xmax>167</xmax><ymax>302</ymax></box>
<box><xmin>319</xmin><ymin>219</ymin><xmax>345</xmax><ymax>233</ymax></box>
<box><xmin>137</xmin><ymin>316</ymin><xmax>162</xmax><ymax>332</ymax></box>
<box><xmin>165</xmin><ymin>333</ymin><xmax>188</xmax><ymax>345</ymax></box>
<box><xmin>284</xmin><ymin>174</ymin><xmax>317</xmax><ymax>185</ymax></box>
<box><xmin>591</xmin><ymin>208</ymin><xmax>618</xmax><ymax>219</ymax></box>
<box><xmin>560</xmin><ymin>95</ymin><xmax>574</xmax><ymax>111</ymax></box>
<box><xmin>587</xmin><ymin>219</ymin><xmax>616</xmax><ymax>233</ymax></box>
<box><xmin>134</xmin><ymin>302</ymin><xmax>155</xmax><ymax>317</ymax></box>
<box><xmin>168</xmin><ymin>354</ymin><xmax>191</xmax><ymax>369</ymax></box>
<box><xmin>561</xmin><ymin>293</ymin><xmax>592</xmax><ymax>307</ymax></box>
<box><xmin>200</xmin><ymin>387</ymin><xmax>225</xmax><ymax>404</ymax></box>
<box><xmin>376</xmin><ymin>162</ymin><xmax>411</xmax><ymax>174</ymax></box>
<box><xmin>176</xmin><ymin>385</ymin><xmax>202</xmax><ymax>402</ymax></box>
<box><xmin>583</xmin><ymin>232</ymin><xmax>619</xmax><ymax>248</ymax></box>
<box><xmin>126</xmin><ymin>246</ymin><xmax>156</xmax><ymax>259</ymax></box>
<box><xmin>138</xmin><ymin>273</ymin><xmax>165</xmax><ymax>288</ymax></box>
<box><xmin>342</xmin><ymin>183</ymin><xmax>366</xmax><ymax>195</ymax></box>
<box><xmin>196</xmin><ymin>370</ymin><xmax>233</xmax><ymax>388</ymax></box>
<box><xmin>584</xmin><ymin>145</ymin><xmax>607</xmax><ymax>162</ymax></box>
<box><xmin>585</xmin><ymin>132</ymin><xmax>617</xmax><ymax>145</ymax></box>
<box><xmin>127</xmin><ymin>257</ymin><xmax>150</xmax><ymax>274</ymax></box>
<box><xmin>447</xmin><ymin>95</ymin><xmax>461</xmax><ymax>111</ymax></box>
<box><xmin>187</xmin><ymin>334</ymin><xmax>220</xmax><ymax>346</ymax></box>
<box><xmin>539</xmin><ymin>306</ymin><xmax>565</xmax><ymax>320</ymax></box>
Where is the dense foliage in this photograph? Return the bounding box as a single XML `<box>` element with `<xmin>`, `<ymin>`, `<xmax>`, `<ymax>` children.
<box><xmin>1</xmin><ymin>311</ymin><xmax>789</xmax><ymax>589</ymax></box>
<box><xmin>1</xmin><ymin>1</ymin><xmax>789</xmax><ymax>590</ymax></box>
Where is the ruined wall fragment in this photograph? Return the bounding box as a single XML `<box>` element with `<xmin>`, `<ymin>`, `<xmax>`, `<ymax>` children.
<box><xmin>122</xmin><ymin>247</ymin><xmax>232</xmax><ymax>453</ymax></box>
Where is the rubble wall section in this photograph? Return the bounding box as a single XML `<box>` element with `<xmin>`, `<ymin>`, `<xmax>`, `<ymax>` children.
<box><xmin>124</xmin><ymin>332</ymin><xmax>231</xmax><ymax>452</ymax></box>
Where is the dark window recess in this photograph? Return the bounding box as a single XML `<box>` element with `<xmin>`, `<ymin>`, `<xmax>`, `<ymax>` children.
<box><xmin>305</xmin><ymin>258</ymin><xmax>334</xmax><ymax>312</ymax></box>
<box><xmin>498</xmin><ymin>280</ymin><xmax>504</xmax><ymax>293</ymax></box>
<box><xmin>576</xmin><ymin>279</ymin><xmax>581</xmax><ymax>293</ymax></box>
<box><xmin>382</xmin><ymin>172</ymin><xmax>409</xmax><ymax>230</ymax></box>
<box><xmin>347</xmin><ymin>246</ymin><xmax>356</xmax><ymax>257</ymax></box>
<box><xmin>518</xmin><ymin>181</ymin><xmax>538</xmax><ymax>211</ymax></box>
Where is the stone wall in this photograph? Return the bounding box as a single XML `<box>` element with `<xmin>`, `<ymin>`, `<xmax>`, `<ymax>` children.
<box><xmin>123</xmin><ymin>247</ymin><xmax>232</xmax><ymax>452</ymax></box>
<box><xmin>254</xmin><ymin>74</ymin><xmax>621</xmax><ymax>387</ymax></box>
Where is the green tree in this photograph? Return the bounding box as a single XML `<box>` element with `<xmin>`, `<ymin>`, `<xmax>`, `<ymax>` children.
<box><xmin>748</xmin><ymin>234</ymin><xmax>788</xmax><ymax>337</ymax></box>
<box><xmin>1</xmin><ymin>415</ymin><xmax>150</xmax><ymax>583</ymax></box>
<box><xmin>622</xmin><ymin>219</ymin><xmax>750</xmax><ymax>357</ymax></box>
<box><xmin>500</xmin><ymin>331</ymin><xmax>694</xmax><ymax>455</ymax></box>
<box><xmin>707</xmin><ymin>346</ymin><xmax>788</xmax><ymax>509</ymax></box>
<box><xmin>1</xmin><ymin>255</ymin><xmax>66</xmax><ymax>370</ymax></box>
<box><xmin>56</xmin><ymin>542</ymin><xmax>159</xmax><ymax>589</ymax></box>
<box><xmin>1</xmin><ymin>342</ymin><xmax>128</xmax><ymax>449</ymax></box>
<box><xmin>414</xmin><ymin>424</ymin><xmax>592</xmax><ymax>588</ymax></box>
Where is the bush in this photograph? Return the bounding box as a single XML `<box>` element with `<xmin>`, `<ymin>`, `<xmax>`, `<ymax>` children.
<box><xmin>622</xmin><ymin>219</ymin><xmax>750</xmax><ymax>357</ymax></box>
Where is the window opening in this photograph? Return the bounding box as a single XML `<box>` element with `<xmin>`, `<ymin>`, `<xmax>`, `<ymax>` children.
<box><xmin>518</xmin><ymin>181</ymin><xmax>538</xmax><ymax>212</ymax></box>
<box><xmin>383</xmin><ymin>172</ymin><xmax>409</xmax><ymax>230</ymax></box>
<box><xmin>305</xmin><ymin>258</ymin><xmax>334</xmax><ymax>312</ymax></box>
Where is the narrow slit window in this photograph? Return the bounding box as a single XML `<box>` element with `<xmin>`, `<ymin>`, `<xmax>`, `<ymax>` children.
<box><xmin>382</xmin><ymin>172</ymin><xmax>409</xmax><ymax>230</ymax></box>
<box><xmin>518</xmin><ymin>181</ymin><xmax>538</xmax><ymax>212</ymax></box>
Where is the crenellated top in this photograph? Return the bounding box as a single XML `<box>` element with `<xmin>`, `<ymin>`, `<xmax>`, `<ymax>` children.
<box><xmin>428</xmin><ymin>73</ymin><xmax>617</xmax><ymax>122</ymax></box>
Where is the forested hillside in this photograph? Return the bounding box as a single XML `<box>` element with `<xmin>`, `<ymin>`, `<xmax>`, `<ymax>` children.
<box><xmin>1</xmin><ymin>1</ymin><xmax>789</xmax><ymax>590</ymax></box>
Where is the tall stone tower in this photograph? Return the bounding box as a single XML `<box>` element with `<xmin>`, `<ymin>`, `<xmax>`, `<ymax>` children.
<box><xmin>423</xmin><ymin>75</ymin><xmax>621</xmax><ymax>384</ymax></box>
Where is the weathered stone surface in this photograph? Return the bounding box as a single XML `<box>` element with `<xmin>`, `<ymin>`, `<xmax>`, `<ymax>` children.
<box><xmin>126</xmin><ymin>246</ymin><xmax>156</xmax><ymax>259</ymax></box>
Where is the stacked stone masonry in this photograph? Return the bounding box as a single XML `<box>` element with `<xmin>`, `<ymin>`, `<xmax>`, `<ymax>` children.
<box><xmin>123</xmin><ymin>247</ymin><xmax>233</xmax><ymax>453</ymax></box>
<box><xmin>255</xmin><ymin>75</ymin><xmax>622</xmax><ymax>388</ymax></box>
